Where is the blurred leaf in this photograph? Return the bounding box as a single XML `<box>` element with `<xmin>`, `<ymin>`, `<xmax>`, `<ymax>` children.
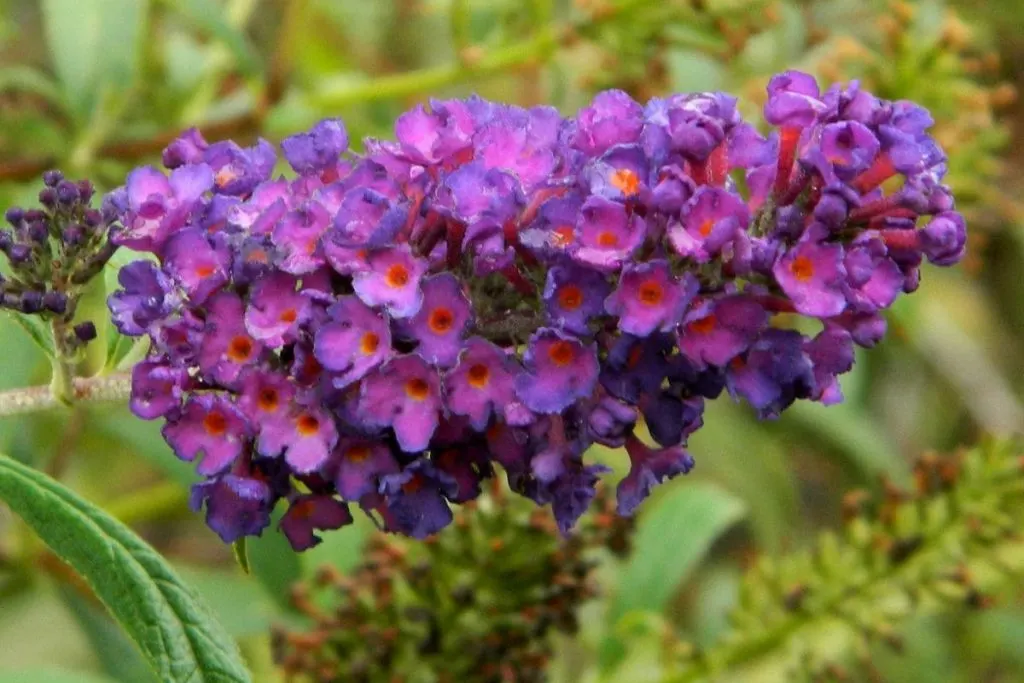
<box><xmin>159</xmin><ymin>0</ymin><xmax>261</xmax><ymax>76</ymax></box>
<box><xmin>0</xmin><ymin>65</ymin><xmax>68</xmax><ymax>112</ymax></box>
<box><xmin>56</xmin><ymin>585</ymin><xmax>157</xmax><ymax>683</ymax></box>
<box><xmin>41</xmin><ymin>0</ymin><xmax>148</xmax><ymax>117</ymax></box>
<box><xmin>2</xmin><ymin>311</ymin><xmax>54</xmax><ymax>358</ymax></box>
<box><xmin>0</xmin><ymin>584</ymin><xmax>101</xmax><ymax>675</ymax></box>
<box><xmin>88</xmin><ymin>404</ymin><xmax>195</xmax><ymax>487</ymax></box>
<box><xmin>247</xmin><ymin>510</ymin><xmax>303</xmax><ymax>611</ymax></box>
<box><xmin>302</xmin><ymin>511</ymin><xmax>374</xmax><ymax>576</ymax></box>
<box><xmin>175</xmin><ymin>566</ymin><xmax>283</xmax><ymax>637</ymax></box>
<box><xmin>0</xmin><ymin>454</ymin><xmax>251</xmax><ymax>683</ymax></box>
<box><xmin>609</xmin><ymin>482</ymin><xmax>746</xmax><ymax>620</ymax></box>
<box><xmin>0</xmin><ymin>672</ymin><xmax>118</xmax><ymax>683</ymax></box>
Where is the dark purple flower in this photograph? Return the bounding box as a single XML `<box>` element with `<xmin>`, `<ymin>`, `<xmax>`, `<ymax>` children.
<box><xmin>244</xmin><ymin>272</ymin><xmax>310</xmax><ymax>347</ymax></box>
<box><xmin>198</xmin><ymin>292</ymin><xmax>264</xmax><ymax>387</ymax></box>
<box><xmin>843</xmin><ymin>238</ymin><xmax>903</xmax><ymax>312</ymax></box>
<box><xmin>679</xmin><ymin>294</ymin><xmax>768</xmax><ymax>367</ymax></box>
<box><xmin>920</xmin><ymin>211</ymin><xmax>967</xmax><ymax>266</ymax></box>
<box><xmin>272</xmin><ymin>201</ymin><xmax>331</xmax><ymax>274</ymax></box>
<box><xmin>190</xmin><ymin>475</ymin><xmax>274</xmax><ymax>543</ymax></box>
<box><xmin>203</xmin><ymin>138</ymin><xmax>276</xmax><ymax>196</ymax></box>
<box><xmin>281</xmin><ymin>118</ymin><xmax>349</xmax><ymax>175</ymax></box>
<box><xmin>515</xmin><ymin>329</ymin><xmax>599</xmax><ymax>414</ymax></box>
<box><xmin>599</xmin><ymin>333</ymin><xmax>674</xmax><ymax>404</ymax></box>
<box><xmin>279</xmin><ymin>494</ymin><xmax>352</xmax><ymax>551</ymax></box>
<box><xmin>529</xmin><ymin>443</ymin><xmax>610</xmax><ymax>535</ymax></box>
<box><xmin>542</xmin><ymin>263</ymin><xmax>610</xmax><ymax>335</ymax></box>
<box><xmin>670</xmin><ymin>187</ymin><xmax>749</xmax><ymax>263</ymax></box>
<box><xmin>313</xmin><ymin>296</ymin><xmax>392</xmax><ymax>388</ymax></box>
<box><xmin>727</xmin><ymin>329</ymin><xmax>815</xmax><ymax>419</ymax></box>
<box><xmin>764</xmin><ymin>70</ymin><xmax>826</xmax><ymax>128</ymax></box>
<box><xmin>587</xmin><ymin>395</ymin><xmax>637</xmax><ymax>448</ymax></box>
<box><xmin>642</xmin><ymin>392</ymin><xmax>705</xmax><ymax>448</ymax></box>
<box><xmin>617</xmin><ymin>434</ymin><xmax>695</xmax><ymax>516</ymax></box>
<box><xmin>358</xmin><ymin>354</ymin><xmax>442</xmax><ymax>452</ymax></box>
<box><xmin>804</xmin><ymin>327</ymin><xmax>855</xmax><ymax>405</ymax></box>
<box><xmin>445</xmin><ymin>337</ymin><xmax>518</xmax><ymax>431</ymax></box>
<box><xmin>108</xmin><ymin>261</ymin><xmax>175</xmax><ymax>336</ymax></box>
<box><xmin>571</xmin><ymin>89</ymin><xmax>643</xmax><ymax>155</ymax></box>
<box><xmin>162</xmin><ymin>228</ymin><xmax>230</xmax><ymax>304</ymax></box>
<box><xmin>378</xmin><ymin>458</ymin><xmax>457</xmax><ymax>538</ymax></box>
<box><xmin>162</xmin><ymin>394</ymin><xmax>250</xmax><ymax>475</ymax></box>
<box><xmin>162</xmin><ymin>128</ymin><xmax>209</xmax><ymax>169</ymax></box>
<box><xmin>605</xmin><ymin>259</ymin><xmax>697</xmax><ymax>337</ymax></box>
<box><xmin>129</xmin><ymin>360</ymin><xmax>187</xmax><ymax>419</ymax></box>
<box><xmin>773</xmin><ymin>240</ymin><xmax>848</xmax><ymax>318</ymax></box>
<box><xmin>400</xmin><ymin>273</ymin><xmax>472</xmax><ymax>368</ymax></box>
<box><xmin>571</xmin><ymin>196</ymin><xmax>646</xmax><ymax>272</ymax></box>
<box><xmin>352</xmin><ymin>245</ymin><xmax>428</xmax><ymax>318</ymax></box>
<box><xmin>333</xmin><ymin>438</ymin><xmax>399</xmax><ymax>502</ymax></box>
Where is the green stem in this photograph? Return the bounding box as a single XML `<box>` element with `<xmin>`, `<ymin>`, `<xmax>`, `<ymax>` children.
<box><xmin>48</xmin><ymin>320</ymin><xmax>76</xmax><ymax>407</ymax></box>
<box><xmin>0</xmin><ymin>373</ymin><xmax>132</xmax><ymax>417</ymax></box>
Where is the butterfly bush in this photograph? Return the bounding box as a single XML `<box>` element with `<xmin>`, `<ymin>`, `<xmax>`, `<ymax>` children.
<box><xmin>105</xmin><ymin>70</ymin><xmax>966</xmax><ymax>549</ymax></box>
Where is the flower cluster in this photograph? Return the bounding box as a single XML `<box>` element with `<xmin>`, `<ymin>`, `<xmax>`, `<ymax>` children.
<box><xmin>106</xmin><ymin>70</ymin><xmax>965</xmax><ymax>549</ymax></box>
<box><xmin>273</xmin><ymin>483</ymin><xmax>633</xmax><ymax>683</ymax></box>
<box><xmin>2</xmin><ymin>170</ymin><xmax>115</xmax><ymax>345</ymax></box>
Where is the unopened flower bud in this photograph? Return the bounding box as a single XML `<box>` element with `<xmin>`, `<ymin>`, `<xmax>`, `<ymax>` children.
<box><xmin>4</xmin><ymin>207</ymin><xmax>23</xmax><ymax>226</ymax></box>
<box><xmin>38</xmin><ymin>188</ymin><xmax>57</xmax><ymax>208</ymax></box>
<box><xmin>73</xmin><ymin>321</ymin><xmax>97</xmax><ymax>342</ymax></box>
<box><xmin>20</xmin><ymin>291</ymin><xmax>44</xmax><ymax>313</ymax></box>
<box><xmin>42</xmin><ymin>291</ymin><xmax>68</xmax><ymax>314</ymax></box>
<box><xmin>27</xmin><ymin>221</ymin><xmax>48</xmax><ymax>243</ymax></box>
<box><xmin>83</xmin><ymin>209</ymin><xmax>103</xmax><ymax>228</ymax></box>
<box><xmin>56</xmin><ymin>180</ymin><xmax>80</xmax><ymax>205</ymax></box>
<box><xmin>62</xmin><ymin>225</ymin><xmax>85</xmax><ymax>246</ymax></box>
<box><xmin>7</xmin><ymin>243</ymin><xmax>32</xmax><ymax>263</ymax></box>
<box><xmin>42</xmin><ymin>169</ymin><xmax>63</xmax><ymax>187</ymax></box>
<box><xmin>77</xmin><ymin>180</ymin><xmax>95</xmax><ymax>203</ymax></box>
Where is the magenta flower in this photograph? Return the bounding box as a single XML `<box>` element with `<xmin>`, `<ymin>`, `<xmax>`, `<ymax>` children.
<box><xmin>129</xmin><ymin>360</ymin><xmax>187</xmax><ymax>420</ymax></box>
<box><xmin>571</xmin><ymin>89</ymin><xmax>643</xmax><ymax>155</ymax></box>
<box><xmin>571</xmin><ymin>196</ymin><xmax>646</xmax><ymax>271</ymax></box>
<box><xmin>163</xmin><ymin>394</ymin><xmax>250</xmax><ymax>475</ymax></box>
<box><xmin>258</xmin><ymin>404</ymin><xmax>338</xmax><ymax>473</ymax></box>
<box><xmin>114</xmin><ymin>164</ymin><xmax>213</xmax><ymax>253</ymax></box>
<box><xmin>764</xmin><ymin>70</ymin><xmax>826</xmax><ymax>127</ymax></box>
<box><xmin>400</xmin><ymin>273</ymin><xmax>472</xmax><ymax>368</ymax></box>
<box><xmin>272</xmin><ymin>202</ymin><xmax>331</xmax><ymax>274</ymax></box>
<box><xmin>605</xmin><ymin>259</ymin><xmax>697</xmax><ymax>337</ymax></box>
<box><xmin>515</xmin><ymin>329</ymin><xmax>599</xmax><ymax>414</ymax></box>
<box><xmin>237</xmin><ymin>369</ymin><xmax>296</xmax><ymax>426</ymax></box>
<box><xmin>352</xmin><ymin>245</ymin><xmax>428</xmax><ymax>318</ymax></box>
<box><xmin>358</xmin><ymin>354</ymin><xmax>442</xmax><ymax>452</ymax></box>
<box><xmin>670</xmin><ymin>187</ymin><xmax>749</xmax><ymax>263</ymax></box>
<box><xmin>445</xmin><ymin>337</ymin><xmax>518</xmax><ymax>430</ymax></box>
<box><xmin>313</xmin><ymin>296</ymin><xmax>392</xmax><ymax>388</ymax></box>
<box><xmin>244</xmin><ymin>272</ymin><xmax>311</xmax><ymax>347</ymax></box>
<box><xmin>198</xmin><ymin>292</ymin><xmax>264</xmax><ymax>388</ymax></box>
<box><xmin>333</xmin><ymin>438</ymin><xmax>399</xmax><ymax>502</ymax></box>
<box><xmin>773</xmin><ymin>240</ymin><xmax>848</xmax><ymax>318</ymax></box>
<box><xmin>162</xmin><ymin>228</ymin><xmax>230</xmax><ymax>304</ymax></box>
<box><xmin>679</xmin><ymin>294</ymin><xmax>768</xmax><ymax>367</ymax></box>
<box><xmin>542</xmin><ymin>264</ymin><xmax>610</xmax><ymax>335</ymax></box>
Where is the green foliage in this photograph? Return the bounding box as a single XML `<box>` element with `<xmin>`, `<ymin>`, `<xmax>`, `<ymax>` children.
<box><xmin>0</xmin><ymin>454</ymin><xmax>251</xmax><ymax>683</ymax></box>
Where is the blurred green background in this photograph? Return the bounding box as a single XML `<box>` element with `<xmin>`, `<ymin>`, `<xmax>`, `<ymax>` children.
<box><xmin>0</xmin><ymin>0</ymin><xmax>1023</xmax><ymax>681</ymax></box>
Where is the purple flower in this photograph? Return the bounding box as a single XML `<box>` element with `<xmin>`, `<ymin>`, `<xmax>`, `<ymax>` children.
<box><xmin>773</xmin><ymin>240</ymin><xmax>848</xmax><ymax>318</ymax></box>
<box><xmin>679</xmin><ymin>295</ymin><xmax>768</xmax><ymax>367</ymax></box>
<box><xmin>244</xmin><ymin>272</ymin><xmax>310</xmax><ymax>347</ymax></box>
<box><xmin>670</xmin><ymin>187</ymin><xmax>749</xmax><ymax>263</ymax></box>
<box><xmin>515</xmin><ymin>329</ymin><xmax>599</xmax><ymax>414</ymax></box>
<box><xmin>400</xmin><ymin>273</ymin><xmax>472</xmax><ymax>368</ymax></box>
<box><xmin>258</xmin><ymin>404</ymin><xmax>338</xmax><ymax>473</ymax></box>
<box><xmin>352</xmin><ymin>245</ymin><xmax>428</xmax><ymax>318</ymax></box>
<box><xmin>571</xmin><ymin>196</ymin><xmax>646</xmax><ymax>272</ymax></box>
<box><xmin>474</xmin><ymin>107</ymin><xmax>560</xmax><ymax>191</ymax></box>
<box><xmin>198</xmin><ymin>292</ymin><xmax>264</xmax><ymax>388</ymax></box>
<box><xmin>237</xmin><ymin>369</ymin><xmax>296</xmax><ymax>426</ymax></box>
<box><xmin>435</xmin><ymin>162</ymin><xmax>521</xmax><ymax>226</ymax></box>
<box><xmin>571</xmin><ymin>89</ymin><xmax>644</xmax><ymax>155</ymax></box>
<box><xmin>764</xmin><ymin>70</ymin><xmax>826</xmax><ymax>128</ymax></box>
<box><xmin>313</xmin><ymin>296</ymin><xmax>392</xmax><ymax>388</ymax></box>
<box><xmin>804</xmin><ymin>327</ymin><xmax>855</xmax><ymax>405</ymax></box>
<box><xmin>445</xmin><ymin>337</ymin><xmax>518</xmax><ymax>431</ymax></box>
<box><xmin>162</xmin><ymin>228</ymin><xmax>230</xmax><ymax>304</ymax></box>
<box><xmin>129</xmin><ymin>360</ymin><xmax>187</xmax><ymax>419</ymax></box>
<box><xmin>203</xmin><ymin>139</ymin><xmax>276</xmax><ymax>196</ymax></box>
<box><xmin>920</xmin><ymin>211</ymin><xmax>967</xmax><ymax>266</ymax></box>
<box><xmin>819</xmin><ymin>121</ymin><xmax>879</xmax><ymax>177</ymax></box>
<box><xmin>542</xmin><ymin>264</ymin><xmax>610</xmax><ymax>335</ymax></box>
<box><xmin>333</xmin><ymin>438</ymin><xmax>399</xmax><ymax>502</ymax></box>
<box><xmin>272</xmin><ymin>201</ymin><xmax>331</xmax><ymax>274</ymax></box>
<box><xmin>642</xmin><ymin>393</ymin><xmax>705</xmax><ymax>448</ymax></box>
<box><xmin>162</xmin><ymin>128</ymin><xmax>208</xmax><ymax>169</ymax></box>
<box><xmin>378</xmin><ymin>458</ymin><xmax>457</xmax><ymax>538</ymax></box>
<box><xmin>114</xmin><ymin>165</ymin><xmax>213</xmax><ymax>253</ymax></box>
<box><xmin>281</xmin><ymin>119</ymin><xmax>349</xmax><ymax>175</ymax></box>
<box><xmin>393</xmin><ymin>100</ymin><xmax>474</xmax><ymax>166</ymax></box>
<box><xmin>617</xmin><ymin>434</ymin><xmax>695</xmax><ymax>516</ymax></box>
<box><xmin>584</xmin><ymin>144</ymin><xmax>649</xmax><ymax>201</ymax></box>
<box><xmin>433</xmin><ymin>443</ymin><xmax>490</xmax><ymax>503</ymax></box>
<box><xmin>587</xmin><ymin>395</ymin><xmax>637</xmax><ymax>448</ymax></box>
<box><xmin>727</xmin><ymin>329</ymin><xmax>815</xmax><ymax>418</ymax></box>
<box><xmin>190</xmin><ymin>475</ymin><xmax>274</xmax><ymax>543</ymax></box>
<box><xmin>108</xmin><ymin>261</ymin><xmax>175</xmax><ymax>335</ymax></box>
<box><xmin>331</xmin><ymin>188</ymin><xmax>405</xmax><ymax>247</ymax></box>
<box><xmin>528</xmin><ymin>443</ymin><xmax>610</xmax><ymax>535</ymax></box>
<box><xmin>843</xmin><ymin>239</ymin><xmax>903</xmax><ymax>312</ymax></box>
<box><xmin>358</xmin><ymin>354</ymin><xmax>442</xmax><ymax>452</ymax></box>
<box><xmin>605</xmin><ymin>259</ymin><xmax>697</xmax><ymax>337</ymax></box>
<box><xmin>664</xmin><ymin>92</ymin><xmax>739</xmax><ymax>161</ymax></box>
<box><xmin>162</xmin><ymin>394</ymin><xmax>250</xmax><ymax>475</ymax></box>
<box><xmin>279</xmin><ymin>495</ymin><xmax>352</xmax><ymax>551</ymax></box>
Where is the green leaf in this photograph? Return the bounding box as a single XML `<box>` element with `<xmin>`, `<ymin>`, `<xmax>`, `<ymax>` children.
<box><xmin>174</xmin><ymin>566</ymin><xmax>283</xmax><ymax>638</ymax></box>
<box><xmin>0</xmin><ymin>454</ymin><xmax>251</xmax><ymax>683</ymax></box>
<box><xmin>0</xmin><ymin>671</ymin><xmax>119</xmax><ymax>683</ymax></box>
<box><xmin>41</xmin><ymin>0</ymin><xmax>149</xmax><ymax>117</ymax></box>
<box><xmin>610</xmin><ymin>482</ymin><xmax>747</xmax><ymax>621</ymax></box>
<box><xmin>232</xmin><ymin>538</ymin><xmax>251</xmax><ymax>575</ymax></box>
<box><xmin>159</xmin><ymin>0</ymin><xmax>261</xmax><ymax>76</ymax></box>
<box><xmin>247</xmin><ymin>511</ymin><xmax>303</xmax><ymax>611</ymax></box>
<box><xmin>3</xmin><ymin>311</ymin><xmax>54</xmax><ymax>358</ymax></box>
<box><xmin>0</xmin><ymin>65</ymin><xmax>68</xmax><ymax>112</ymax></box>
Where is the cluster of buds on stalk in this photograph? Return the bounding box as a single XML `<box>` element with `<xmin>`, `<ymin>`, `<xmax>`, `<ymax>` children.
<box><xmin>2</xmin><ymin>170</ymin><xmax>116</xmax><ymax>349</ymax></box>
<box><xmin>272</xmin><ymin>483</ymin><xmax>633</xmax><ymax>683</ymax></box>
<box><xmin>105</xmin><ymin>70</ymin><xmax>965</xmax><ymax>549</ymax></box>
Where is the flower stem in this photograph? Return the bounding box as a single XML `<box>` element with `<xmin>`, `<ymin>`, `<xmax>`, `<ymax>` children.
<box><xmin>48</xmin><ymin>319</ymin><xmax>76</xmax><ymax>407</ymax></box>
<box><xmin>0</xmin><ymin>373</ymin><xmax>132</xmax><ymax>417</ymax></box>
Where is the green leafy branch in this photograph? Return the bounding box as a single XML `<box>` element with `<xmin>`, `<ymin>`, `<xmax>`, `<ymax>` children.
<box><xmin>663</xmin><ymin>439</ymin><xmax>1024</xmax><ymax>682</ymax></box>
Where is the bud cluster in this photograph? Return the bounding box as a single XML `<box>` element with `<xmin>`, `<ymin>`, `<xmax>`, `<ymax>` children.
<box><xmin>272</xmin><ymin>483</ymin><xmax>633</xmax><ymax>683</ymax></box>
<box><xmin>2</xmin><ymin>170</ymin><xmax>115</xmax><ymax>346</ymax></box>
<box><xmin>106</xmin><ymin>70</ymin><xmax>965</xmax><ymax>549</ymax></box>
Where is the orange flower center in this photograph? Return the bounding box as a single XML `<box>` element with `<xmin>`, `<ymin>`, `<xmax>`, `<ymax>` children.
<box><xmin>245</xmin><ymin>248</ymin><xmax>269</xmax><ymax>264</ymax></box>
<box><xmin>279</xmin><ymin>308</ymin><xmax>298</xmax><ymax>324</ymax></box>
<box><xmin>194</xmin><ymin>264</ymin><xmax>216</xmax><ymax>279</ymax></box>
<box><xmin>405</xmin><ymin>378</ymin><xmax>430</xmax><ymax>401</ymax></box>
<box><xmin>360</xmin><ymin>332</ymin><xmax>380</xmax><ymax>355</ymax></box>
<box><xmin>637</xmin><ymin>280</ymin><xmax>664</xmax><ymax>306</ymax></box>
<box><xmin>467</xmin><ymin>363</ymin><xmax>491</xmax><ymax>389</ymax></box>
<box><xmin>552</xmin><ymin>225</ymin><xmax>575</xmax><ymax>247</ymax></box>
<box><xmin>688</xmin><ymin>314</ymin><xmax>717</xmax><ymax>335</ymax></box>
<box><xmin>428</xmin><ymin>307</ymin><xmax>455</xmax><ymax>334</ymax></box>
<box><xmin>610</xmin><ymin>168</ymin><xmax>640</xmax><ymax>196</ymax></box>
<box><xmin>203</xmin><ymin>411</ymin><xmax>228</xmax><ymax>436</ymax></box>
<box><xmin>346</xmin><ymin>445</ymin><xmax>371</xmax><ymax>462</ymax></box>
<box><xmin>215</xmin><ymin>168</ymin><xmax>238</xmax><ymax>188</ymax></box>
<box><xmin>789</xmin><ymin>255</ymin><xmax>815</xmax><ymax>282</ymax></box>
<box><xmin>296</xmin><ymin>413</ymin><xmax>320</xmax><ymax>436</ymax></box>
<box><xmin>257</xmin><ymin>387</ymin><xmax>279</xmax><ymax>412</ymax></box>
<box><xmin>698</xmin><ymin>219</ymin><xmax>715</xmax><ymax>237</ymax></box>
<box><xmin>557</xmin><ymin>285</ymin><xmax>584</xmax><ymax>311</ymax></box>
<box><xmin>385</xmin><ymin>263</ymin><xmax>410</xmax><ymax>288</ymax></box>
<box><xmin>596</xmin><ymin>231</ymin><xmax>619</xmax><ymax>248</ymax></box>
<box><xmin>227</xmin><ymin>335</ymin><xmax>254</xmax><ymax>362</ymax></box>
<box><xmin>547</xmin><ymin>340</ymin><xmax>575</xmax><ymax>367</ymax></box>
